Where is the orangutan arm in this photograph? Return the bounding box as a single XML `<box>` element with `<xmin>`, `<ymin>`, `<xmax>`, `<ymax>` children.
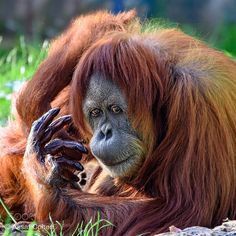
<box><xmin>16</xmin><ymin>10</ymin><xmax>136</xmax><ymax>129</ymax></box>
<box><xmin>0</xmin><ymin>155</ymin><xmax>24</xmax><ymax>218</ymax></box>
<box><xmin>21</xmin><ymin>108</ymin><xmax>145</xmax><ymax>234</ymax></box>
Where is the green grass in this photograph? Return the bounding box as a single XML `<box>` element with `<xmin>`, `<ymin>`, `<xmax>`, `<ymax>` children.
<box><xmin>0</xmin><ymin>197</ymin><xmax>113</xmax><ymax>235</ymax></box>
<box><xmin>0</xmin><ymin>36</ymin><xmax>48</xmax><ymax>125</ymax></box>
<box><xmin>0</xmin><ymin>29</ymin><xmax>235</xmax><ymax>125</ymax></box>
<box><xmin>0</xmin><ymin>24</ymin><xmax>235</xmax><ymax>236</ymax></box>
<box><xmin>0</xmin><ymin>37</ymin><xmax>116</xmax><ymax>235</ymax></box>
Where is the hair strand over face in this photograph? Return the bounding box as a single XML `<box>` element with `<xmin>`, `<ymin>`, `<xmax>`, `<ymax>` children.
<box><xmin>71</xmin><ymin>29</ymin><xmax>236</xmax><ymax>229</ymax></box>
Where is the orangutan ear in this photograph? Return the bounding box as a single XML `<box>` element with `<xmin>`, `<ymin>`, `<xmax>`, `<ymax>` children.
<box><xmin>117</xmin><ymin>10</ymin><xmax>137</xmax><ymax>25</ymax></box>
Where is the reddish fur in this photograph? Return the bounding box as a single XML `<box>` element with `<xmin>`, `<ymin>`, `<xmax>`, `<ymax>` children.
<box><xmin>0</xmin><ymin>10</ymin><xmax>236</xmax><ymax>235</ymax></box>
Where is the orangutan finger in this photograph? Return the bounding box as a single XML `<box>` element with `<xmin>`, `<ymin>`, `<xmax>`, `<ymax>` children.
<box><xmin>56</xmin><ymin>156</ymin><xmax>84</xmax><ymax>171</ymax></box>
<box><xmin>60</xmin><ymin>168</ymin><xmax>80</xmax><ymax>182</ymax></box>
<box><xmin>79</xmin><ymin>179</ymin><xmax>86</xmax><ymax>186</ymax></box>
<box><xmin>41</xmin><ymin>115</ymin><xmax>72</xmax><ymax>144</ymax></box>
<box><xmin>35</xmin><ymin>108</ymin><xmax>60</xmax><ymax>139</ymax></box>
<box><xmin>44</xmin><ymin>139</ymin><xmax>88</xmax><ymax>157</ymax></box>
<box><xmin>80</xmin><ymin>172</ymin><xmax>87</xmax><ymax>179</ymax></box>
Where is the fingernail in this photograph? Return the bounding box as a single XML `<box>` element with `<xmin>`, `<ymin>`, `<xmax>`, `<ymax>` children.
<box><xmin>51</xmin><ymin>107</ymin><xmax>60</xmax><ymax>115</ymax></box>
<box><xmin>77</xmin><ymin>143</ymin><xmax>88</xmax><ymax>154</ymax></box>
<box><xmin>72</xmin><ymin>175</ymin><xmax>80</xmax><ymax>182</ymax></box>
<box><xmin>75</xmin><ymin>162</ymin><xmax>84</xmax><ymax>171</ymax></box>
<box><xmin>64</xmin><ymin>116</ymin><xmax>72</xmax><ymax>122</ymax></box>
<box><xmin>80</xmin><ymin>179</ymin><xmax>86</xmax><ymax>185</ymax></box>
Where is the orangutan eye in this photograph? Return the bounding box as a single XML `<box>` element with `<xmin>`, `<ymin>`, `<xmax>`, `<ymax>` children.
<box><xmin>90</xmin><ymin>108</ymin><xmax>102</xmax><ymax>117</ymax></box>
<box><xmin>110</xmin><ymin>105</ymin><xmax>122</xmax><ymax>114</ymax></box>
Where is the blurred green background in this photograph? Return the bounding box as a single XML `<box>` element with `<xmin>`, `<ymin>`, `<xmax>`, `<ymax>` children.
<box><xmin>0</xmin><ymin>0</ymin><xmax>236</xmax><ymax>125</ymax></box>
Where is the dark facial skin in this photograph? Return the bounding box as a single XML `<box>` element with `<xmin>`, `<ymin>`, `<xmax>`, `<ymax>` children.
<box><xmin>83</xmin><ymin>75</ymin><xmax>145</xmax><ymax>177</ymax></box>
<box><xmin>26</xmin><ymin>75</ymin><xmax>145</xmax><ymax>189</ymax></box>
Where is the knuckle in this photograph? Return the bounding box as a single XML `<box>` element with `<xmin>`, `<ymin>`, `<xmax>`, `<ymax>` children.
<box><xmin>32</xmin><ymin>120</ymin><xmax>37</xmax><ymax>126</ymax></box>
<box><xmin>28</xmin><ymin>129</ymin><xmax>36</xmax><ymax>142</ymax></box>
<box><xmin>52</xmin><ymin>139</ymin><xmax>63</xmax><ymax>146</ymax></box>
<box><xmin>32</xmin><ymin>120</ymin><xmax>39</xmax><ymax>129</ymax></box>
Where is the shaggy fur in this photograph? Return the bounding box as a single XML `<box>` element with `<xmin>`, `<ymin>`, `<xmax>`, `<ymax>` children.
<box><xmin>0</xmin><ymin>10</ymin><xmax>236</xmax><ymax>235</ymax></box>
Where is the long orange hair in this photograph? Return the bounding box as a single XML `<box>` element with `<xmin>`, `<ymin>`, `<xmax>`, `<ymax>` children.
<box><xmin>7</xmin><ymin>10</ymin><xmax>235</xmax><ymax>233</ymax></box>
<box><xmin>71</xmin><ymin>30</ymin><xmax>236</xmax><ymax>230</ymax></box>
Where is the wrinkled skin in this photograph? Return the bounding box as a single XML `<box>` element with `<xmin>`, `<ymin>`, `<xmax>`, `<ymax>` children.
<box><xmin>83</xmin><ymin>75</ymin><xmax>145</xmax><ymax>177</ymax></box>
<box><xmin>23</xmin><ymin>75</ymin><xmax>145</xmax><ymax>189</ymax></box>
<box><xmin>23</xmin><ymin>108</ymin><xmax>88</xmax><ymax>189</ymax></box>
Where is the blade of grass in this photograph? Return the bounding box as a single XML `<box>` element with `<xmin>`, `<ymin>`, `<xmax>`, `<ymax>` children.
<box><xmin>71</xmin><ymin>221</ymin><xmax>83</xmax><ymax>236</ymax></box>
<box><xmin>48</xmin><ymin>214</ymin><xmax>56</xmax><ymax>235</ymax></box>
<box><xmin>83</xmin><ymin>218</ymin><xmax>93</xmax><ymax>236</ymax></box>
<box><xmin>98</xmin><ymin>220</ymin><xmax>114</xmax><ymax>231</ymax></box>
<box><xmin>94</xmin><ymin>211</ymin><xmax>100</xmax><ymax>236</ymax></box>
<box><xmin>0</xmin><ymin>198</ymin><xmax>16</xmax><ymax>224</ymax></box>
<box><xmin>55</xmin><ymin>220</ymin><xmax>64</xmax><ymax>236</ymax></box>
